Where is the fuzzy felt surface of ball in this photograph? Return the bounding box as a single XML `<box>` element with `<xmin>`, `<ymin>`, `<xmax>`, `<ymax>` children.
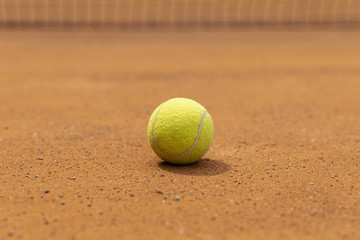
<box><xmin>147</xmin><ymin>98</ymin><xmax>214</xmax><ymax>165</ymax></box>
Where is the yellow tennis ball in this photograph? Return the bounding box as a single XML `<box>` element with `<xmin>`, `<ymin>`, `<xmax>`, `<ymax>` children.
<box><xmin>147</xmin><ymin>98</ymin><xmax>214</xmax><ymax>165</ymax></box>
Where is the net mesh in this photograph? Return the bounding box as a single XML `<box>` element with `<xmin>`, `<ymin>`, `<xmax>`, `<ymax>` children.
<box><xmin>0</xmin><ymin>0</ymin><xmax>359</xmax><ymax>29</ymax></box>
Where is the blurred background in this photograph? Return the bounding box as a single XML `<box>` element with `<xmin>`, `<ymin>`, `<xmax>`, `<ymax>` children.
<box><xmin>0</xmin><ymin>0</ymin><xmax>359</xmax><ymax>30</ymax></box>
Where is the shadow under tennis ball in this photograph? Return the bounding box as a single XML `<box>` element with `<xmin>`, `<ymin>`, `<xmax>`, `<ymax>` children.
<box><xmin>157</xmin><ymin>158</ymin><xmax>230</xmax><ymax>176</ymax></box>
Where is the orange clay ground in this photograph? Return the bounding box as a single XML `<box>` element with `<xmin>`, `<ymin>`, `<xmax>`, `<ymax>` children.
<box><xmin>0</xmin><ymin>31</ymin><xmax>359</xmax><ymax>240</ymax></box>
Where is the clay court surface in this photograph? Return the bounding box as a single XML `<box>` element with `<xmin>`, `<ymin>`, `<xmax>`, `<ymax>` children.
<box><xmin>0</xmin><ymin>31</ymin><xmax>359</xmax><ymax>239</ymax></box>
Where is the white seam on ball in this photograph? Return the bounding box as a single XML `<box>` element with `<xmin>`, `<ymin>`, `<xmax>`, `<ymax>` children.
<box><xmin>152</xmin><ymin>104</ymin><xmax>207</xmax><ymax>158</ymax></box>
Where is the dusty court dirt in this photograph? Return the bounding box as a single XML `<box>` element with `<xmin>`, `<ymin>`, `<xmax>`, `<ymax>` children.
<box><xmin>0</xmin><ymin>31</ymin><xmax>359</xmax><ymax>240</ymax></box>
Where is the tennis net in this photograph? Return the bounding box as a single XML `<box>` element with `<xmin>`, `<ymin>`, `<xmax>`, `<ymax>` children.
<box><xmin>1</xmin><ymin>0</ymin><xmax>359</xmax><ymax>30</ymax></box>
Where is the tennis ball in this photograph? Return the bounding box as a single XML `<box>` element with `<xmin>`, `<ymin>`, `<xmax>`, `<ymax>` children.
<box><xmin>147</xmin><ymin>98</ymin><xmax>214</xmax><ymax>165</ymax></box>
